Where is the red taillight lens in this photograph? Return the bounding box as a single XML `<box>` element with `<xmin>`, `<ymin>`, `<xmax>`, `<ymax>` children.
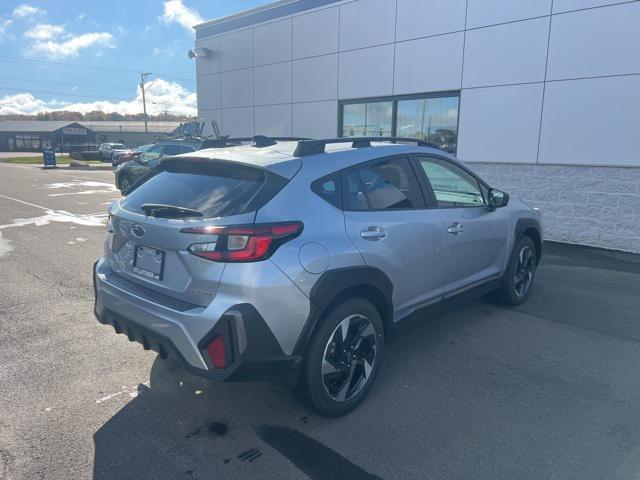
<box><xmin>183</xmin><ymin>222</ymin><xmax>303</xmax><ymax>263</ymax></box>
<box><xmin>206</xmin><ymin>335</ymin><xmax>226</xmax><ymax>369</ymax></box>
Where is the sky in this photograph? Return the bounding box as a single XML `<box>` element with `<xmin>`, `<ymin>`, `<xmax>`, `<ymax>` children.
<box><xmin>0</xmin><ymin>0</ymin><xmax>268</xmax><ymax>116</ymax></box>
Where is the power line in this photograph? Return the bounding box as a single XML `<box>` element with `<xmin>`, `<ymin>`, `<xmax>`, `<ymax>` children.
<box><xmin>0</xmin><ymin>55</ymin><xmax>196</xmax><ymax>83</ymax></box>
<box><xmin>0</xmin><ymin>85</ymin><xmax>194</xmax><ymax>108</ymax></box>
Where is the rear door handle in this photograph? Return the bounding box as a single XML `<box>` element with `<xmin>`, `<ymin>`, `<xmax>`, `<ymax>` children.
<box><xmin>360</xmin><ymin>226</ymin><xmax>387</xmax><ymax>241</ymax></box>
<box><xmin>447</xmin><ymin>222</ymin><xmax>464</xmax><ymax>235</ymax></box>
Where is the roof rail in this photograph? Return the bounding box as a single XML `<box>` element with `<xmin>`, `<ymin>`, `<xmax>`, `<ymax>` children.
<box><xmin>293</xmin><ymin>137</ymin><xmax>440</xmax><ymax>157</ymax></box>
<box><xmin>199</xmin><ymin>135</ymin><xmax>309</xmax><ymax>149</ymax></box>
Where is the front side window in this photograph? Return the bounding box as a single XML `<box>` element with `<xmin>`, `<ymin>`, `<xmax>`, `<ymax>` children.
<box><xmin>346</xmin><ymin>157</ymin><xmax>425</xmax><ymax>210</ymax></box>
<box><xmin>418</xmin><ymin>157</ymin><xmax>485</xmax><ymax>208</ymax></box>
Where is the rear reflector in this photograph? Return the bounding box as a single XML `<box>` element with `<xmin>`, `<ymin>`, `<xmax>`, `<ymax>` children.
<box><xmin>206</xmin><ymin>335</ymin><xmax>226</xmax><ymax>369</ymax></box>
<box><xmin>184</xmin><ymin>221</ymin><xmax>303</xmax><ymax>262</ymax></box>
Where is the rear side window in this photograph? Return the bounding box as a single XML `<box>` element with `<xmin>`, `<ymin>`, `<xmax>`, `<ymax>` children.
<box><xmin>345</xmin><ymin>157</ymin><xmax>425</xmax><ymax>210</ymax></box>
<box><xmin>121</xmin><ymin>160</ymin><xmax>287</xmax><ymax>218</ymax></box>
<box><xmin>311</xmin><ymin>173</ymin><xmax>342</xmax><ymax>209</ymax></box>
<box><xmin>162</xmin><ymin>144</ymin><xmax>183</xmax><ymax>156</ymax></box>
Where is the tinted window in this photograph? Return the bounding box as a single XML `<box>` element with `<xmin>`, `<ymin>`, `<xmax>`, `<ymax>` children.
<box><xmin>162</xmin><ymin>144</ymin><xmax>183</xmax><ymax>156</ymax></box>
<box><xmin>346</xmin><ymin>157</ymin><xmax>425</xmax><ymax>210</ymax></box>
<box><xmin>121</xmin><ymin>161</ymin><xmax>282</xmax><ymax>218</ymax></box>
<box><xmin>418</xmin><ymin>157</ymin><xmax>485</xmax><ymax>207</ymax></box>
<box><xmin>312</xmin><ymin>173</ymin><xmax>342</xmax><ymax>209</ymax></box>
<box><xmin>180</xmin><ymin>145</ymin><xmax>196</xmax><ymax>153</ymax></box>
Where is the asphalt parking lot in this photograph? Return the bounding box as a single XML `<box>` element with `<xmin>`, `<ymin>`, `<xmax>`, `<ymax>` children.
<box><xmin>1</xmin><ymin>162</ymin><xmax>640</xmax><ymax>480</ymax></box>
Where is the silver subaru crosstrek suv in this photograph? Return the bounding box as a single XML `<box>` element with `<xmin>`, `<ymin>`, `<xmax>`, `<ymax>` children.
<box><xmin>94</xmin><ymin>136</ymin><xmax>542</xmax><ymax>416</ymax></box>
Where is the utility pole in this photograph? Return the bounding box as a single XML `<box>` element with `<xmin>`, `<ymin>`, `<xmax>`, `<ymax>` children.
<box><xmin>140</xmin><ymin>72</ymin><xmax>151</xmax><ymax>132</ymax></box>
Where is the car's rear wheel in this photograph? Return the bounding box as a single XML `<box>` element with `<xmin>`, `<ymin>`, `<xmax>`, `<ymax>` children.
<box><xmin>299</xmin><ymin>297</ymin><xmax>384</xmax><ymax>416</ymax></box>
<box><xmin>495</xmin><ymin>235</ymin><xmax>537</xmax><ymax>305</ymax></box>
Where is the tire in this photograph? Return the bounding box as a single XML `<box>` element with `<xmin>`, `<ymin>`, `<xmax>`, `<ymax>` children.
<box><xmin>298</xmin><ymin>297</ymin><xmax>384</xmax><ymax>417</ymax></box>
<box><xmin>119</xmin><ymin>175</ymin><xmax>132</xmax><ymax>195</ymax></box>
<box><xmin>495</xmin><ymin>235</ymin><xmax>537</xmax><ymax>306</ymax></box>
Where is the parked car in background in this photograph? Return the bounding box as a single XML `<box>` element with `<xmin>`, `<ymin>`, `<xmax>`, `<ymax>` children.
<box><xmin>99</xmin><ymin>143</ymin><xmax>131</xmax><ymax>162</ymax></box>
<box><xmin>114</xmin><ymin>141</ymin><xmax>198</xmax><ymax>194</ymax></box>
<box><xmin>111</xmin><ymin>144</ymin><xmax>153</xmax><ymax>167</ymax></box>
<box><xmin>95</xmin><ymin>136</ymin><xmax>543</xmax><ymax>416</ymax></box>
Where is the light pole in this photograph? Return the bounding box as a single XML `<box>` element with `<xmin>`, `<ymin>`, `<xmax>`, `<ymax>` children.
<box><xmin>140</xmin><ymin>72</ymin><xmax>151</xmax><ymax>132</ymax></box>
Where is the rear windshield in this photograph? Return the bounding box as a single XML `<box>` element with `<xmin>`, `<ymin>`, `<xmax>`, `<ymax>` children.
<box><xmin>121</xmin><ymin>159</ymin><xmax>286</xmax><ymax>218</ymax></box>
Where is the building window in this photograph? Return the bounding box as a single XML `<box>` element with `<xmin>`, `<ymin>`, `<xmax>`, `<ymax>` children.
<box><xmin>339</xmin><ymin>92</ymin><xmax>460</xmax><ymax>154</ymax></box>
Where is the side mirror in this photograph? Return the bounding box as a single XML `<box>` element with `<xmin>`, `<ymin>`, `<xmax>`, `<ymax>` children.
<box><xmin>488</xmin><ymin>188</ymin><xmax>509</xmax><ymax>210</ymax></box>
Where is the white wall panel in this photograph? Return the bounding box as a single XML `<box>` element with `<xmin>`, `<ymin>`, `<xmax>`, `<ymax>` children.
<box><xmin>254</xmin><ymin>62</ymin><xmax>292</xmax><ymax>106</ymax></box>
<box><xmin>292</xmin><ymin>54</ymin><xmax>338</xmax><ymax>102</ymax></box>
<box><xmin>222</xmin><ymin>107</ymin><xmax>254</xmax><ymax>137</ymax></box>
<box><xmin>547</xmin><ymin>2</ymin><xmax>640</xmax><ymax>81</ymax></box>
<box><xmin>553</xmin><ymin>0</ymin><xmax>631</xmax><ymax>13</ymax></box>
<box><xmin>254</xmin><ymin>19</ymin><xmax>292</xmax><ymax>66</ymax></box>
<box><xmin>196</xmin><ymin>74</ymin><xmax>221</xmax><ymax>110</ymax></box>
<box><xmin>539</xmin><ymin>76</ymin><xmax>640</xmax><ymax>166</ymax></box>
<box><xmin>221</xmin><ymin>69</ymin><xmax>253</xmax><ymax>108</ymax></box>
<box><xmin>220</xmin><ymin>29</ymin><xmax>253</xmax><ymax>71</ymax></box>
<box><xmin>195</xmin><ymin>37</ymin><xmax>221</xmax><ymax>75</ymax></box>
<box><xmin>255</xmin><ymin>104</ymin><xmax>292</xmax><ymax>137</ymax></box>
<box><xmin>394</xmin><ymin>32</ymin><xmax>463</xmax><ymax>94</ymax></box>
<box><xmin>466</xmin><ymin>0</ymin><xmax>552</xmax><ymax>28</ymax></box>
<box><xmin>396</xmin><ymin>0</ymin><xmax>466</xmax><ymax>41</ymax></box>
<box><xmin>339</xmin><ymin>0</ymin><xmax>395</xmax><ymax>51</ymax></box>
<box><xmin>458</xmin><ymin>83</ymin><xmax>544</xmax><ymax>163</ymax></box>
<box><xmin>292</xmin><ymin>101</ymin><xmax>338</xmax><ymax>138</ymax></box>
<box><xmin>293</xmin><ymin>6</ymin><xmax>339</xmax><ymax>59</ymax></box>
<box><xmin>339</xmin><ymin>45</ymin><xmax>394</xmax><ymax>99</ymax></box>
<box><xmin>463</xmin><ymin>17</ymin><xmax>550</xmax><ymax>88</ymax></box>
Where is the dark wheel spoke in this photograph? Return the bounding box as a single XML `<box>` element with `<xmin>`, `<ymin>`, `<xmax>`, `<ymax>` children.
<box><xmin>322</xmin><ymin>314</ymin><xmax>378</xmax><ymax>403</ymax></box>
<box><xmin>514</xmin><ymin>245</ymin><xmax>535</xmax><ymax>297</ymax></box>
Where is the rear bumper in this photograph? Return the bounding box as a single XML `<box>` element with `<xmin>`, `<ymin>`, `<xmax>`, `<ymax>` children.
<box><xmin>93</xmin><ymin>260</ymin><xmax>303</xmax><ymax>383</ymax></box>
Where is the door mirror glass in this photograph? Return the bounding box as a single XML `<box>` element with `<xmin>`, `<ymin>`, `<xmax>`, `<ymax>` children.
<box><xmin>488</xmin><ymin>188</ymin><xmax>509</xmax><ymax>209</ymax></box>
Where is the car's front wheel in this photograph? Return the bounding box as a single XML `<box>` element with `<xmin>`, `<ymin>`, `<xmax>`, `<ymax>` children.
<box><xmin>495</xmin><ymin>235</ymin><xmax>537</xmax><ymax>305</ymax></box>
<box><xmin>300</xmin><ymin>297</ymin><xmax>384</xmax><ymax>416</ymax></box>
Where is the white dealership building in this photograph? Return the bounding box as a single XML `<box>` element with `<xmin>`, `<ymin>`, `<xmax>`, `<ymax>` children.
<box><xmin>194</xmin><ymin>0</ymin><xmax>640</xmax><ymax>253</ymax></box>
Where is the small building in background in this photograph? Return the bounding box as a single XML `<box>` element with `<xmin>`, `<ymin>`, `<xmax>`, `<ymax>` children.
<box><xmin>82</xmin><ymin>121</ymin><xmax>182</xmax><ymax>146</ymax></box>
<box><xmin>0</xmin><ymin>120</ymin><xmax>182</xmax><ymax>152</ymax></box>
<box><xmin>0</xmin><ymin>121</ymin><xmax>96</xmax><ymax>153</ymax></box>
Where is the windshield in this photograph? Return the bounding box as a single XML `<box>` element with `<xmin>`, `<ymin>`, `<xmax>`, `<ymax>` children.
<box><xmin>110</xmin><ymin>144</ymin><xmax>126</xmax><ymax>149</ymax></box>
<box><xmin>135</xmin><ymin>144</ymin><xmax>153</xmax><ymax>152</ymax></box>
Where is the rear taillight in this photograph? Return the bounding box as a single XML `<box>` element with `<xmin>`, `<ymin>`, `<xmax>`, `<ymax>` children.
<box><xmin>182</xmin><ymin>222</ymin><xmax>303</xmax><ymax>262</ymax></box>
<box><xmin>206</xmin><ymin>335</ymin><xmax>227</xmax><ymax>369</ymax></box>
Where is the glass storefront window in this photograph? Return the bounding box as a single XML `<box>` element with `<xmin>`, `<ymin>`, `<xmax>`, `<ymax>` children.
<box><xmin>397</xmin><ymin>96</ymin><xmax>459</xmax><ymax>154</ymax></box>
<box><xmin>340</xmin><ymin>92</ymin><xmax>460</xmax><ymax>154</ymax></box>
<box><xmin>342</xmin><ymin>101</ymin><xmax>393</xmax><ymax>137</ymax></box>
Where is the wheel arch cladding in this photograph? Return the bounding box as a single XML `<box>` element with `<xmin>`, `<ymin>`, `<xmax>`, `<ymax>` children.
<box><xmin>516</xmin><ymin>218</ymin><xmax>542</xmax><ymax>264</ymax></box>
<box><xmin>293</xmin><ymin>266</ymin><xmax>393</xmax><ymax>356</ymax></box>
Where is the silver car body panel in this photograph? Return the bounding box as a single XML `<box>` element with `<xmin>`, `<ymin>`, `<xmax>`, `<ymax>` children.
<box><xmin>95</xmin><ymin>141</ymin><xmax>542</xmax><ymax>377</ymax></box>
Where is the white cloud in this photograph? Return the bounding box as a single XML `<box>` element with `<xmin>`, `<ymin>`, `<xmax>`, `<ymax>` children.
<box><xmin>24</xmin><ymin>28</ymin><xmax>115</xmax><ymax>59</ymax></box>
<box><xmin>0</xmin><ymin>18</ymin><xmax>13</xmax><ymax>39</ymax></box>
<box><xmin>23</xmin><ymin>23</ymin><xmax>65</xmax><ymax>40</ymax></box>
<box><xmin>161</xmin><ymin>0</ymin><xmax>203</xmax><ymax>31</ymax></box>
<box><xmin>153</xmin><ymin>47</ymin><xmax>176</xmax><ymax>58</ymax></box>
<box><xmin>0</xmin><ymin>79</ymin><xmax>196</xmax><ymax>116</ymax></box>
<box><xmin>12</xmin><ymin>4</ymin><xmax>46</xmax><ymax>19</ymax></box>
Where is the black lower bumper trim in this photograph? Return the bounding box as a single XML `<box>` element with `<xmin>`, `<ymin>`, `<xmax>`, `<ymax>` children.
<box><xmin>95</xmin><ymin>307</ymin><xmax>302</xmax><ymax>384</ymax></box>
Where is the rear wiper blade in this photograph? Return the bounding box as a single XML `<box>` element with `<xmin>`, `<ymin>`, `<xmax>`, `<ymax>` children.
<box><xmin>140</xmin><ymin>203</ymin><xmax>203</xmax><ymax>218</ymax></box>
